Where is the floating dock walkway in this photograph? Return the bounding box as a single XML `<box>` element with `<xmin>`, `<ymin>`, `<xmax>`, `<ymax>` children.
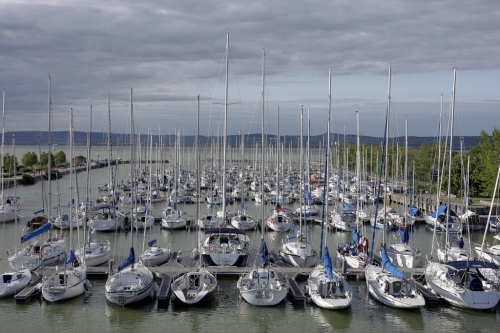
<box><xmin>21</xmin><ymin>251</ymin><xmax>435</xmax><ymax>306</ymax></box>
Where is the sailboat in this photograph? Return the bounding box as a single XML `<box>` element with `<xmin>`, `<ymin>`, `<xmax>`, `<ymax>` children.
<box><xmin>8</xmin><ymin>76</ymin><xmax>66</xmax><ymax>271</ymax></box>
<box><xmin>41</xmin><ymin>108</ymin><xmax>89</xmax><ymax>302</ymax></box>
<box><xmin>75</xmin><ymin>114</ymin><xmax>111</xmax><ymax>267</ymax></box>
<box><xmin>237</xmin><ymin>237</ymin><xmax>288</xmax><ymax>306</ymax></box>
<box><xmin>231</xmin><ymin>129</ymin><xmax>258</xmax><ymax>231</ymax></box>
<box><xmin>105</xmin><ymin>88</ymin><xmax>156</xmax><ymax>306</ymax></box>
<box><xmin>0</xmin><ymin>93</ymin><xmax>21</xmax><ymax>224</ymax></box>
<box><xmin>200</xmin><ymin>33</ymin><xmax>250</xmax><ymax>268</ymax></box>
<box><xmin>307</xmin><ymin>87</ymin><xmax>352</xmax><ymax>309</ymax></box>
<box><xmin>0</xmin><ymin>134</ymin><xmax>31</xmax><ymax>297</ymax></box>
<box><xmin>278</xmin><ymin>105</ymin><xmax>317</xmax><ymax>268</ymax></box>
<box><xmin>307</xmin><ymin>247</ymin><xmax>352</xmax><ymax>309</ymax></box>
<box><xmin>386</xmin><ymin>118</ymin><xmax>422</xmax><ymax>268</ymax></box>
<box><xmin>425</xmin><ymin>69</ymin><xmax>500</xmax><ymax>310</ymax></box>
<box><xmin>132</xmin><ymin>132</ymin><xmax>155</xmax><ymax>230</ymax></box>
<box><xmin>161</xmin><ymin>130</ymin><xmax>189</xmax><ymax>230</ymax></box>
<box><xmin>365</xmin><ymin>64</ymin><xmax>425</xmax><ymax>309</ymax></box>
<box><xmin>171</xmin><ymin>95</ymin><xmax>218</xmax><ymax>304</ymax></box>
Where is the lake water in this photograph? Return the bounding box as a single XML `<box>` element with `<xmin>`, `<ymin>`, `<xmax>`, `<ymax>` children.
<box><xmin>0</xmin><ymin>163</ymin><xmax>499</xmax><ymax>333</ymax></box>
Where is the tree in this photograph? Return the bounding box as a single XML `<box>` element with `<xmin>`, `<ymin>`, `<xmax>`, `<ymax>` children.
<box><xmin>55</xmin><ymin>151</ymin><xmax>66</xmax><ymax>166</ymax></box>
<box><xmin>468</xmin><ymin>128</ymin><xmax>500</xmax><ymax>197</ymax></box>
<box><xmin>2</xmin><ymin>153</ymin><xmax>18</xmax><ymax>174</ymax></box>
<box><xmin>22</xmin><ymin>151</ymin><xmax>38</xmax><ymax>167</ymax></box>
<box><xmin>40</xmin><ymin>152</ymin><xmax>55</xmax><ymax>167</ymax></box>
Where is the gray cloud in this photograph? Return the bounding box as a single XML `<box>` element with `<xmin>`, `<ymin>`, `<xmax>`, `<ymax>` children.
<box><xmin>0</xmin><ymin>0</ymin><xmax>499</xmax><ymax>137</ymax></box>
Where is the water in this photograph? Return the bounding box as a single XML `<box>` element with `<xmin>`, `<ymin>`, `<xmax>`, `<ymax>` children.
<box><xmin>0</xmin><ymin>164</ymin><xmax>500</xmax><ymax>332</ymax></box>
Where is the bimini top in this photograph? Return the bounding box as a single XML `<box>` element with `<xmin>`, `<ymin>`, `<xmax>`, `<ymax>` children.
<box><xmin>204</xmin><ymin>227</ymin><xmax>245</xmax><ymax>235</ymax></box>
<box><xmin>446</xmin><ymin>260</ymin><xmax>498</xmax><ymax>270</ymax></box>
<box><xmin>428</xmin><ymin>206</ymin><xmax>457</xmax><ymax>218</ymax></box>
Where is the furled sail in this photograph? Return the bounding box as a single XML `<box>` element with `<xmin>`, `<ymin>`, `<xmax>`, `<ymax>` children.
<box><xmin>323</xmin><ymin>246</ymin><xmax>333</xmax><ymax>281</ymax></box>
<box><xmin>381</xmin><ymin>244</ymin><xmax>406</xmax><ymax>279</ymax></box>
<box><xmin>118</xmin><ymin>247</ymin><xmax>135</xmax><ymax>271</ymax></box>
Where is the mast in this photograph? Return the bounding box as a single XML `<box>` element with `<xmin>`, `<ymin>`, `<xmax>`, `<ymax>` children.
<box><xmin>260</xmin><ymin>48</ymin><xmax>265</xmax><ymax>236</ymax></box>
<box><xmin>320</xmin><ymin>67</ymin><xmax>332</xmax><ymax>260</ymax></box>
<box><xmin>430</xmin><ymin>94</ymin><xmax>444</xmax><ymax>259</ymax></box>
<box><xmin>222</xmin><ymin>32</ymin><xmax>229</xmax><ymax>223</ymax></box>
<box><xmin>383</xmin><ymin>64</ymin><xmax>392</xmax><ymax>244</ymax></box>
<box><xmin>196</xmin><ymin>95</ymin><xmax>201</xmax><ymax>263</ymax></box>
<box><xmin>356</xmin><ymin>110</ymin><xmax>360</xmax><ymax>231</ymax></box>
<box><xmin>299</xmin><ymin>105</ymin><xmax>303</xmax><ymax>240</ymax></box>
<box><xmin>47</xmin><ymin>75</ymin><xmax>52</xmax><ymax>223</ymax></box>
<box><xmin>1</xmin><ymin>90</ymin><xmax>4</xmax><ymax>212</ymax></box>
<box><xmin>444</xmin><ymin>68</ymin><xmax>457</xmax><ymax>260</ymax></box>
<box><xmin>69</xmin><ymin>108</ymin><xmax>74</xmax><ymax>253</ymax></box>
<box><xmin>107</xmin><ymin>92</ymin><xmax>113</xmax><ymax>201</ymax></box>
<box><xmin>130</xmin><ymin>88</ymin><xmax>135</xmax><ymax>250</ymax></box>
<box><xmin>404</xmin><ymin>116</ymin><xmax>408</xmax><ymax>229</ymax></box>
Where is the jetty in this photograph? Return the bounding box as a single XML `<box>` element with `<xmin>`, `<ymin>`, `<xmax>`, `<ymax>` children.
<box><xmin>18</xmin><ymin>251</ymin><xmax>437</xmax><ymax>306</ymax></box>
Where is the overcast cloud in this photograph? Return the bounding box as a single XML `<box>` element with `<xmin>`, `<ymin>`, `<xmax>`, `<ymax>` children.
<box><xmin>0</xmin><ymin>0</ymin><xmax>499</xmax><ymax>138</ymax></box>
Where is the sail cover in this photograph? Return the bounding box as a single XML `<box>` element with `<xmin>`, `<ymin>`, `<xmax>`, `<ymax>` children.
<box><xmin>323</xmin><ymin>246</ymin><xmax>333</xmax><ymax>282</ymax></box>
<box><xmin>148</xmin><ymin>239</ymin><xmax>157</xmax><ymax>247</ymax></box>
<box><xmin>21</xmin><ymin>222</ymin><xmax>52</xmax><ymax>243</ymax></box>
<box><xmin>259</xmin><ymin>238</ymin><xmax>269</xmax><ymax>267</ymax></box>
<box><xmin>64</xmin><ymin>249</ymin><xmax>76</xmax><ymax>264</ymax></box>
<box><xmin>381</xmin><ymin>245</ymin><xmax>406</xmax><ymax>279</ymax></box>
<box><xmin>118</xmin><ymin>247</ymin><xmax>135</xmax><ymax>271</ymax></box>
<box><xmin>352</xmin><ymin>229</ymin><xmax>360</xmax><ymax>246</ymax></box>
<box><xmin>397</xmin><ymin>227</ymin><xmax>409</xmax><ymax>244</ymax></box>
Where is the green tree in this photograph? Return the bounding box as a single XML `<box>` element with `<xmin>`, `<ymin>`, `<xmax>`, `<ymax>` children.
<box><xmin>40</xmin><ymin>152</ymin><xmax>55</xmax><ymax>167</ymax></box>
<box><xmin>2</xmin><ymin>153</ymin><xmax>18</xmax><ymax>174</ymax></box>
<box><xmin>468</xmin><ymin>128</ymin><xmax>500</xmax><ymax>197</ymax></box>
<box><xmin>22</xmin><ymin>151</ymin><xmax>38</xmax><ymax>167</ymax></box>
<box><xmin>55</xmin><ymin>151</ymin><xmax>66</xmax><ymax>166</ymax></box>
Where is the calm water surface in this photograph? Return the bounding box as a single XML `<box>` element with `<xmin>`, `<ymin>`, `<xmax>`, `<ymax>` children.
<box><xmin>0</xmin><ymin>162</ymin><xmax>499</xmax><ymax>332</ymax></box>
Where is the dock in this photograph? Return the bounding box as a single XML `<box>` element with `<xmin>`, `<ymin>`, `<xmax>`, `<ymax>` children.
<box><xmin>14</xmin><ymin>274</ymin><xmax>43</xmax><ymax>304</ymax></box>
<box><xmin>18</xmin><ymin>252</ymin><xmax>433</xmax><ymax>306</ymax></box>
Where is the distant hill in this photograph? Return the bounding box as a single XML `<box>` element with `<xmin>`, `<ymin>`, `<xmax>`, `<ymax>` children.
<box><xmin>2</xmin><ymin>131</ymin><xmax>480</xmax><ymax>149</ymax></box>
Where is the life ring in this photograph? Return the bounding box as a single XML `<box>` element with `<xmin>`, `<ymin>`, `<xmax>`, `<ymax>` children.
<box><xmin>269</xmin><ymin>218</ymin><xmax>274</xmax><ymax>224</ymax></box>
<box><xmin>270</xmin><ymin>271</ymin><xmax>275</xmax><ymax>279</ymax></box>
<box><xmin>361</xmin><ymin>237</ymin><xmax>369</xmax><ymax>249</ymax></box>
<box><xmin>40</xmin><ymin>247</ymin><xmax>44</xmax><ymax>257</ymax></box>
<box><xmin>16</xmin><ymin>203</ymin><xmax>21</xmax><ymax>208</ymax></box>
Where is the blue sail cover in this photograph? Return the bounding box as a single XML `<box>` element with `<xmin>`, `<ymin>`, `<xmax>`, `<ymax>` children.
<box><xmin>323</xmin><ymin>247</ymin><xmax>333</xmax><ymax>282</ymax></box>
<box><xmin>21</xmin><ymin>222</ymin><xmax>52</xmax><ymax>243</ymax></box>
<box><xmin>381</xmin><ymin>245</ymin><xmax>406</xmax><ymax>279</ymax></box>
<box><xmin>398</xmin><ymin>227</ymin><xmax>409</xmax><ymax>244</ymax></box>
<box><xmin>352</xmin><ymin>229</ymin><xmax>360</xmax><ymax>246</ymax></box>
<box><xmin>428</xmin><ymin>206</ymin><xmax>457</xmax><ymax>218</ymax></box>
<box><xmin>33</xmin><ymin>208</ymin><xmax>45</xmax><ymax>215</ymax></box>
<box><xmin>118</xmin><ymin>247</ymin><xmax>135</xmax><ymax>271</ymax></box>
<box><xmin>407</xmin><ymin>206</ymin><xmax>420</xmax><ymax>217</ymax></box>
<box><xmin>259</xmin><ymin>239</ymin><xmax>269</xmax><ymax>267</ymax></box>
<box><xmin>455</xmin><ymin>236</ymin><xmax>464</xmax><ymax>249</ymax></box>
<box><xmin>64</xmin><ymin>250</ymin><xmax>76</xmax><ymax>264</ymax></box>
<box><xmin>148</xmin><ymin>239</ymin><xmax>157</xmax><ymax>247</ymax></box>
<box><xmin>342</xmin><ymin>202</ymin><xmax>356</xmax><ymax>209</ymax></box>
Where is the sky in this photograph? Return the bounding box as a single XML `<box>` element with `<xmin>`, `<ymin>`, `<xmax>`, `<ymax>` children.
<box><xmin>0</xmin><ymin>0</ymin><xmax>499</xmax><ymax>139</ymax></box>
